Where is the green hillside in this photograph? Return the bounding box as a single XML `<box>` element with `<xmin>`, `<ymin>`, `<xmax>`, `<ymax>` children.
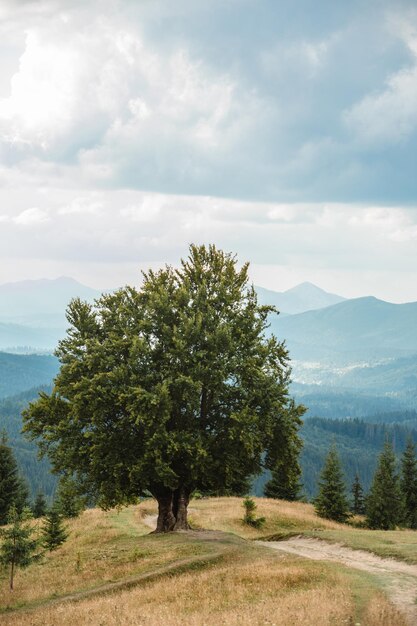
<box><xmin>0</xmin><ymin>386</ymin><xmax>57</xmax><ymax>500</ymax></box>
<box><xmin>0</xmin><ymin>352</ymin><xmax>59</xmax><ymax>397</ymax></box>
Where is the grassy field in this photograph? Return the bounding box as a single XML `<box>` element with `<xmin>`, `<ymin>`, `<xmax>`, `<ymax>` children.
<box><xmin>0</xmin><ymin>497</ymin><xmax>410</xmax><ymax>625</ymax></box>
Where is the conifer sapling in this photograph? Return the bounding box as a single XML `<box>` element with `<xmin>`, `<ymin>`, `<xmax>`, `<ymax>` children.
<box><xmin>42</xmin><ymin>507</ymin><xmax>68</xmax><ymax>551</ymax></box>
<box><xmin>0</xmin><ymin>506</ymin><xmax>42</xmax><ymax>590</ymax></box>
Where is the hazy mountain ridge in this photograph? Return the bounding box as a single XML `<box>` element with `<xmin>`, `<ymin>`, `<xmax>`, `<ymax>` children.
<box><xmin>271</xmin><ymin>296</ymin><xmax>417</xmax><ymax>363</ymax></box>
<box><xmin>256</xmin><ymin>281</ymin><xmax>345</xmax><ymax>314</ymax></box>
<box><xmin>0</xmin><ymin>277</ymin><xmax>102</xmax><ymax>350</ymax></box>
<box><xmin>0</xmin><ymin>276</ymin><xmax>101</xmax><ymax>320</ymax></box>
<box><xmin>0</xmin><ymin>277</ymin><xmax>347</xmax><ymax>350</ymax></box>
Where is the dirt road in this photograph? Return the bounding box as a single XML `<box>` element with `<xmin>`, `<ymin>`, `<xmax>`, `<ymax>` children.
<box><xmin>143</xmin><ymin>514</ymin><xmax>417</xmax><ymax>622</ymax></box>
<box><xmin>259</xmin><ymin>536</ymin><xmax>417</xmax><ymax>624</ymax></box>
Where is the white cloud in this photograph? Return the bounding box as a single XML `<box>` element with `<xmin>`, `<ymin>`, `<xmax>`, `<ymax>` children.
<box><xmin>13</xmin><ymin>206</ymin><xmax>48</xmax><ymax>225</ymax></box>
<box><xmin>0</xmin><ymin>29</ymin><xmax>80</xmax><ymax>148</ymax></box>
<box><xmin>344</xmin><ymin>26</ymin><xmax>417</xmax><ymax>146</ymax></box>
<box><xmin>58</xmin><ymin>195</ymin><xmax>103</xmax><ymax>215</ymax></box>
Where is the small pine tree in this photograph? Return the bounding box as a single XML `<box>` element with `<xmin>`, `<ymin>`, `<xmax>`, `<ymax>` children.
<box><xmin>366</xmin><ymin>440</ymin><xmax>403</xmax><ymax>530</ymax></box>
<box><xmin>351</xmin><ymin>473</ymin><xmax>365</xmax><ymax>515</ymax></box>
<box><xmin>400</xmin><ymin>439</ymin><xmax>417</xmax><ymax>529</ymax></box>
<box><xmin>264</xmin><ymin>461</ymin><xmax>302</xmax><ymax>501</ymax></box>
<box><xmin>55</xmin><ymin>477</ymin><xmax>85</xmax><ymax>519</ymax></box>
<box><xmin>0</xmin><ymin>506</ymin><xmax>42</xmax><ymax>590</ymax></box>
<box><xmin>242</xmin><ymin>497</ymin><xmax>265</xmax><ymax>528</ymax></box>
<box><xmin>314</xmin><ymin>446</ymin><xmax>350</xmax><ymax>523</ymax></box>
<box><xmin>42</xmin><ymin>507</ymin><xmax>68</xmax><ymax>551</ymax></box>
<box><xmin>33</xmin><ymin>492</ymin><xmax>48</xmax><ymax>518</ymax></box>
<box><xmin>0</xmin><ymin>432</ymin><xmax>29</xmax><ymax>525</ymax></box>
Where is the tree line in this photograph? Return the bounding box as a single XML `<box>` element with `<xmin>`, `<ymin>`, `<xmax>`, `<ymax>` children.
<box><xmin>314</xmin><ymin>439</ymin><xmax>417</xmax><ymax>529</ymax></box>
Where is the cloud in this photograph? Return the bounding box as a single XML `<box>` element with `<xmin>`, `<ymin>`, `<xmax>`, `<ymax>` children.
<box><xmin>1</xmin><ymin>1</ymin><xmax>417</xmax><ymax>303</ymax></box>
<box><xmin>344</xmin><ymin>61</ymin><xmax>417</xmax><ymax>146</ymax></box>
<box><xmin>0</xmin><ymin>0</ymin><xmax>415</xmax><ymax>203</ymax></box>
<box><xmin>13</xmin><ymin>206</ymin><xmax>48</xmax><ymax>225</ymax></box>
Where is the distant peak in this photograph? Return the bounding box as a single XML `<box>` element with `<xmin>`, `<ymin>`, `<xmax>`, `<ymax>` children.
<box><xmin>290</xmin><ymin>281</ymin><xmax>321</xmax><ymax>290</ymax></box>
<box><xmin>285</xmin><ymin>282</ymin><xmax>340</xmax><ymax>296</ymax></box>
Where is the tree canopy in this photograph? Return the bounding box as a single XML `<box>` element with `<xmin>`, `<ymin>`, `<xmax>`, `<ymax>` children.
<box><xmin>24</xmin><ymin>245</ymin><xmax>304</xmax><ymax>531</ymax></box>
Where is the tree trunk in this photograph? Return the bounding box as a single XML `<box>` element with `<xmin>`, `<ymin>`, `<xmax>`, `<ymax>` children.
<box><xmin>152</xmin><ymin>485</ymin><xmax>191</xmax><ymax>532</ymax></box>
<box><xmin>155</xmin><ymin>489</ymin><xmax>176</xmax><ymax>532</ymax></box>
<box><xmin>173</xmin><ymin>486</ymin><xmax>190</xmax><ymax>530</ymax></box>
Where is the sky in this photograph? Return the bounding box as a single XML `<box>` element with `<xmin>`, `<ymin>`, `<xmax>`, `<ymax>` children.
<box><xmin>0</xmin><ymin>0</ymin><xmax>417</xmax><ymax>302</ymax></box>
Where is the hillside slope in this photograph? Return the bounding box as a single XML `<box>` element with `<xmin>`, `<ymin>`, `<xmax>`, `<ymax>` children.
<box><xmin>0</xmin><ymin>499</ymin><xmax>406</xmax><ymax>626</ymax></box>
<box><xmin>271</xmin><ymin>296</ymin><xmax>417</xmax><ymax>362</ymax></box>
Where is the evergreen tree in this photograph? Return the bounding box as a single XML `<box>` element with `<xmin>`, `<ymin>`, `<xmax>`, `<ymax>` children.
<box><xmin>264</xmin><ymin>406</ymin><xmax>303</xmax><ymax>501</ymax></box>
<box><xmin>242</xmin><ymin>497</ymin><xmax>265</xmax><ymax>528</ymax></box>
<box><xmin>366</xmin><ymin>440</ymin><xmax>403</xmax><ymax>530</ymax></box>
<box><xmin>0</xmin><ymin>432</ymin><xmax>28</xmax><ymax>525</ymax></box>
<box><xmin>351</xmin><ymin>473</ymin><xmax>365</xmax><ymax>515</ymax></box>
<box><xmin>0</xmin><ymin>506</ymin><xmax>42</xmax><ymax>590</ymax></box>
<box><xmin>264</xmin><ymin>461</ymin><xmax>302</xmax><ymax>501</ymax></box>
<box><xmin>314</xmin><ymin>445</ymin><xmax>350</xmax><ymax>523</ymax></box>
<box><xmin>33</xmin><ymin>492</ymin><xmax>48</xmax><ymax>518</ymax></box>
<box><xmin>54</xmin><ymin>477</ymin><xmax>85</xmax><ymax>519</ymax></box>
<box><xmin>41</xmin><ymin>507</ymin><xmax>68</xmax><ymax>551</ymax></box>
<box><xmin>400</xmin><ymin>439</ymin><xmax>417</xmax><ymax>529</ymax></box>
<box><xmin>15</xmin><ymin>475</ymin><xmax>30</xmax><ymax>514</ymax></box>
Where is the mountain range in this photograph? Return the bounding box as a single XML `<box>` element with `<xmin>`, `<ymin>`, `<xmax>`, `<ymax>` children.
<box><xmin>0</xmin><ymin>277</ymin><xmax>347</xmax><ymax>351</ymax></box>
<box><xmin>1</xmin><ymin>275</ymin><xmax>416</xmax><ymax>501</ymax></box>
<box><xmin>0</xmin><ymin>275</ymin><xmax>417</xmax><ymax>412</ymax></box>
<box><xmin>271</xmin><ymin>296</ymin><xmax>417</xmax><ymax>362</ymax></box>
<box><xmin>256</xmin><ymin>281</ymin><xmax>345</xmax><ymax>314</ymax></box>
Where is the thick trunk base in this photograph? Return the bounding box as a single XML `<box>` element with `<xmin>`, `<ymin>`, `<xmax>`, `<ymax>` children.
<box><xmin>152</xmin><ymin>486</ymin><xmax>191</xmax><ymax>533</ymax></box>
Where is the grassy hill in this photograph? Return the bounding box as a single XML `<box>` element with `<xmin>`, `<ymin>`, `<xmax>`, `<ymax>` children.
<box><xmin>0</xmin><ymin>498</ymin><xmax>407</xmax><ymax>625</ymax></box>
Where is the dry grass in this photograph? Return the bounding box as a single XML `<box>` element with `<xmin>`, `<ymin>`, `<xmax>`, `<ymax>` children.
<box><xmin>2</xmin><ymin>552</ymin><xmax>355</xmax><ymax>625</ymax></box>
<box><xmin>140</xmin><ymin>496</ymin><xmax>345</xmax><ymax>538</ymax></box>
<box><xmin>0</xmin><ymin>497</ymin><xmax>409</xmax><ymax>625</ymax></box>
<box><xmin>362</xmin><ymin>593</ymin><xmax>408</xmax><ymax>626</ymax></box>
<box><xmin>0</xmin><ymin>507</ymin><xmax>216</xmax><ymax>611</ymax></box>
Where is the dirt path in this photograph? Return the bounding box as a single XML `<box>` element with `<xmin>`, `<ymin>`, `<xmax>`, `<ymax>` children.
<box><xmin>1</xmin><ymin>552</ymin><xmax>223</xmax><ymax>618</ymax></box>
<box><xmin>259</xmin><ymin>536</ymin><xmax>417</xmax><ymax>624</ymax></box>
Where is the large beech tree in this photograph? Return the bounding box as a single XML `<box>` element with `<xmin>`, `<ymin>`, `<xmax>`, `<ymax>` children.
<box><xmin>23</xmin><ymin>245</ymin><xmax>304</xmax><ymax>532</ymax></box>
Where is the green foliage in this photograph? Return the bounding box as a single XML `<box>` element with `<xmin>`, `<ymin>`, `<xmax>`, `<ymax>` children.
<box><xmin>41</xmin><ymin>507</ymin><xmax>68</xmax><ymax>551</ymax></box>
<box><xmin>33</xmin><ymin>492</ymin><xmax>47</xmax><ymax>518</ymax></box>
<box><xmin>314</xmin><ymin>446</ymin><xmax>350</xmax><ymax>523</ymax></box>
<box><xmin>351</xmin><ymin>474</ymin><xmax>365</xmax><ymax>515</ymax></box>
<box><xmin>299</xmin><ymin>416</ymin><xmax>417</xmax><ymax>499</ymax></box>
<box><xmin>0</xmin><ymin>386</ymin><xmax>58</xmax><ymax>500</ymax></box>
<box><xmin>264</xmin><ymin>456</ymin><xmax>302</xmax><ymax>501</ymax></box>
<box><xmin>366</xmin><ymin>441</ymin><xmax>404</xmax><ymax>530</ymax></box>
<box><xmin>242</xmin><ymin>497</ymin><xmax>265</xmax><ymax>529</ymax></box>
<box><xmin>0</xmin><ymin>505</ymin><xmax>42</xmax><ymax>590</ymax></box>
<box><xmin>54</xmin><ymin>477</ymin><xmax>86</xmax><ymax>519</ymax></box>
<box><xmin>0</xmin><ymin>431</ymin><xmax>29</xmax><ymax>525</ymax></box>
<box><xmin>400</xmin><ymin>439</ymin><xmax>417</xmax><ymax>529</ymax></box>
<box><xmin>23</xmin><ymin>245</ymin><xmax>304</xmax><ymax>531</ymax></box>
